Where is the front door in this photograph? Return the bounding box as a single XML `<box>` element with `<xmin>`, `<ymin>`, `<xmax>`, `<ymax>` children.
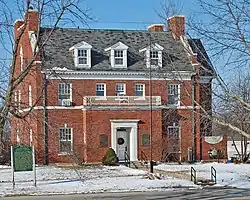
<box><xmin>116</xmin><ymin>129</ymin><xmax>129</xmax><ymax>161</ymax></box>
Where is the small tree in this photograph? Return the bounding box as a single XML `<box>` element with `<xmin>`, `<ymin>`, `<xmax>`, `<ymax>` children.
<box><xmin>102</xmin><ymin>148</ymin><xmax>119</xmax><ymax>166</ymax></box>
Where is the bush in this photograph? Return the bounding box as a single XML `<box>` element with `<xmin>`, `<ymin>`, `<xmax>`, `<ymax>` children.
<box><xmin>102</xmin><ymin>148</ymin><xmax>119</xmax><ymax>166</ymax></box>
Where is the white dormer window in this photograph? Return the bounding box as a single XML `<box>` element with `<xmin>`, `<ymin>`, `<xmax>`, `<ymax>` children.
<box><xmin>69</xmin><ymin>41</ymin><xmax>92</xmax><ymax>69</ymax></box>
<box><xmin>105</xmin><ymin>42</ymin><xmax>128</xmax><ymax>68</ymax></box>
<box><xmin>139</xmin><ymin>43</ymin><xmax>164</xmax><ymax>68</ymax></box>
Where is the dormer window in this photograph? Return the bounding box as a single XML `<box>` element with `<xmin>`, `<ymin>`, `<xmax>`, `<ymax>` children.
<box><xmin>139</xmin><ymin>43</ymin><xmax>164</xmax><ymax>68</ymax></box>
<box><xmin>69</xmin><ymin>41</ymin><xmax>92</xmax><ymax>69</ymax></box>
<box><xmin>78</xmin><ymin>49</ymin><xmax>87</xmax><ymax>65</ymax></box>
<box><xmin>105</xmin><ymin>42</ymin><xmax>128</xmax><ymax>68</ymax></box>
<box><xmin>114</xmin><ymin>50</ymin><xmax>124</xmax><ymax>65</ymax></box>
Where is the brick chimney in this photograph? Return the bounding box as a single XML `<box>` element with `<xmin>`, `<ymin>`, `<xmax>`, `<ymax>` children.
<box><xmin>148</xmin><ymin>24</ymin><xmax>164</xmax><ymax>32</ymax></box>
<box><xmin>14</xmin><ymin>20</ymin><xmax>24</xmax><ymax>40</ymax></box>
<box><xmin>167</xmin><ymin>15</ymin><xmax>185</xmax><ymax>40</ymax></box>
<box><xmin>26</xmin><ymin>9</ymin><xmax>39</xmax><ymax>32</ymax></box>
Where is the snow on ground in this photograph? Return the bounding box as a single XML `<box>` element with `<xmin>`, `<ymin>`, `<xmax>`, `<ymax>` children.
<box><xmin>155</xmin><ymin>162</ymin><xmax>250</xmax><ymax>188</ymax></box>
<box><xmin>0</xmin><ymin>165</ymin><xmax>196</xmax><ymax>197</ymax></box>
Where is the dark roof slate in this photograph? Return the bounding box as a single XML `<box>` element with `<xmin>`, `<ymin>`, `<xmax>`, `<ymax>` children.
<box><xmin>40</xmin><ymin>28</ymin><xmax>194</xmax><ymax>72</ymax></box>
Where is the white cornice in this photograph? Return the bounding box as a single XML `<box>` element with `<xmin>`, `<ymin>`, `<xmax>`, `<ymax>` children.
<box><xmin>43</xmin><ymin>70</ymin><xmax>195</xmax><ymax>81</ymax></box>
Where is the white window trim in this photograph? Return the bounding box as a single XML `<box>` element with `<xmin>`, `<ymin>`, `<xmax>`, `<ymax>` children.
<box><xmin>18</xmin><ymin>90</ymin><xmax>21</xmax><ymax>110</ymax></box>
<box><xmin>105</xmin><ymin>42</ymin><xmax>128</xmax><ymax>68</ymax></box>
<box><xmin>96</xmin><ymin>83</ymin><xmax>106</xmax><ymax>99</ymax></box>
<box><xmin>134</xmin><ymin>84</ymin><xmax>145</xmax><ymax>99</ymax></box>
<box><xmin>168</xmin><ymin>84</ymin><xmax>180</xmax><ymax>106</ymax></box>
<box><xmin>69</xmin><ymin>41</ymin><xmax>92</xmax><ymax>69</ymax></box>
<box><xmin>14</xmin><ymin>91</ymin><xmax>17</xmax><ymax>107</ymax></box>
<box><xmin>58</xmin><ymin>127</ymin><xmax>73</xmax><ymax>155</ymax></box>
<box><xmin>58</xmin><ymin>83</ymin><xmax>72</xmax><ymax>106</ymax></box>
<box><xmin>116</xmin><ymin>83</ymin><xmax>126</xmax><ymax>96</ymax></box>
<box><xmin>29</xmin><ymin>128</ymin><xmax>33</xmax><ymax>146</ymax></box>
<box><xmin>28</xmin><ymin>85</ymin><xmax>32</xmax><ymax>107</ymax></box>
<box><xmin>139</xmin><ymin>43</ymin><xmax>164</xmax><ymax>68</ymax></box>
<box><xmin>20</xmin><ymin>46</ymin><xmax>23</xmax><ymax>72</ymax></box>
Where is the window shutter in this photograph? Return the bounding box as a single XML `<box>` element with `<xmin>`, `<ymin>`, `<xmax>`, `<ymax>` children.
<box><xmin>110</xmin><ymin>49</ymin><xmax>115</xmax><ymax>67</ymax></box>
<box><xmin>158</xmin><ymin>51</ymin><xmax>162</xmax><ymax>67</ymax></box>
<box><xmin>146</xmin><ymin>50</ymin><xmax>150</xmax><ymax>68</ymax></box>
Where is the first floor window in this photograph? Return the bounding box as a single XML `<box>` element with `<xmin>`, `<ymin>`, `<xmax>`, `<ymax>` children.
<box><xmin>59</xmin><ymin>127</ymin><xmax>72</xmax><ymax>153</ymax></box>
<box><xmin>96</xmin><ymin>83</ymin><xmax>106</xmax><ymax>96</ymax></box>
<box><xmin>78</xmin><ymin>49</ymin><xmax>87</xmax><ymax>65</ymax></box>
<box><xmin>58</xmin><ymin>83</ymin><xmax>72</xmax><ymax>106</ymax></box>
<box><xmin>168</xmin><ymin>84</ymin><xmax>179</xmax><ymax>106</ymax></box>
<box><xmin>116</xmin><ymin>83</ymin><xmax>125</xmax><ymax>96</ymax></box>
<box><xmin>168</xmin><ymin>123</ymin><xmax>180</xmax><ymax>138</ymax></box>
<box><xmin>135</xmin><ymin>84</ymin><xmax>145</xmax><ymax>96</ymax></box>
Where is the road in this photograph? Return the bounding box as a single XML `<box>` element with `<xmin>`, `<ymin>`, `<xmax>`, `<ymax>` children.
<box><xmin>2</xmin><ymin>188</ymin><xmax>250</xmax><ymax>200</ymax></box>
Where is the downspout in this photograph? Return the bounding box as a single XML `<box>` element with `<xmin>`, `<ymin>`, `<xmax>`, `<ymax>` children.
<box><xmin>191</xmin><ymin>75</ymin><xmax>196</xmax><ymax>161</ymax></box>
<box><xmin>43</xmin><ymin>73</ymin><xmax>48</xmax><ymax>165</ymax></box>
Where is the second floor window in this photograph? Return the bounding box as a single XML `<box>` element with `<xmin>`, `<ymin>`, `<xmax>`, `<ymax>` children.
<box><xmin>168</xmin><ymin>84</ymin><xmax>180</xmax><ymax>106</ymax></box>
<box><xmin>96</xmin><ymin>83</ymin><xmax>106</xmax><ymax>96</ymax></box>
<box><xmin>116</xmin><ymin>84</ymin><xmax>125</xmax><ymax>96</ymax></box>
<box><xmin>78</xmin><ymin>49</ymin><xmax>87</xmax><ymax>65</ymax></box>
<box><xmin>114</xmin><ymin>50</ymin><xmax>123</xmax><ymax>65</ymax></box>
<box><xmin>58</xmin><ymin>83</ymin><xmax>72</xmax><ymax>106</ymax></box>
<box><xmin>135</xmin><ymin>84</ymin><xmax>145</xmax><ymax>96</ymax></box>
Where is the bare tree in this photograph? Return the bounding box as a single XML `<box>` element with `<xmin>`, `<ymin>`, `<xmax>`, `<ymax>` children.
<box><xmin>0</xmin><ymin>0</ymin><xmax>91</xmax><ymax>159</ymax></box>
<box><xmin>158</xmin><ymin>0</ymin><xmax>250</xmax><ymax>139</ymax></box>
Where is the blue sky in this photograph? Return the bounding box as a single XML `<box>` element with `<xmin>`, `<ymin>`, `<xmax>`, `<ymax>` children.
<box><xmin>82</xmin><ymin>0</ymin><xmax>197</xmax><ymax>30</ymax></box>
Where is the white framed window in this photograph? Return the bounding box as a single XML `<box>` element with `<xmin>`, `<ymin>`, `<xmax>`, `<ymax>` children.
<box><xmin>69</xmin><ymin>41</ymin><xmax>92</xmax><ymax>69</ymax></box>
<box><xmin>28</xmin><ymin>85</ymin><xmax>32</xmax><ymax>107</ymax></box>
<box><xmin>139</xmin><ymin>43</ymin><xmax>164</xmax><ymax>68</ymax></box>
<box><xmin>29</xmin><ymin>129</ymin><xmax>33</xmax><ymax>146</ymax></box>
<box><xmin>96</xmin><ymin>83</ymin><xmax>106</xmax><ymax>96</ymax></box>
<box><xmin>78</xmin><ymin>49</ymin><xmax>87</xmax><ymax>65</ymax></box>
<box><xmin>150</xmin><ymin>51</ymin><xmax>159</xmax><ymax>66</ymax></box>
<box><xmin>135</xmin><ymin>84</ymin><xmax>145</xmax><ymax>96</ymax></box>
<box><xmin>114</xmin><ymin>50</ymin><xmax>124</xmax><ymax>65</ymax></box>
<box><xmin>58</xmin><ymin>83</ymin><xmax>72</xmax><ymax>106</ymax></box>
<box><xmin>59</xmin><ymin>127</ymin><xmax>73</xmax><ymax>153</ymax></box>
<box><xmin>168</xmin><ymin>123</ymin><xmax>180</xmax><ymax>138</ymax></box>
<box><xmin>16</xmin><ymin>126</ymin><xmax>20</xmax><ymax>144</ymax></box>
<box><xmin>20</xmin><ymin>46</ymin><xmax>23</xmax><ymax>72</ymax></box>
<box><xmin>168</xmin><ymin>84</ymin><xmax>180</xmax><ymax>106</ymax></box>
<box><xmin>14</xmin><ymin>91</ymin><xmax>17</xmax><ymax>107</ymax></box>
<box><xmin>105</xmin><ymin>42</ymin><xmax>128</xmax><ymax>68</ymax></box>
<box><xmin>18</xmin><ymin>90</ymin><xmax>21</xmax><ymax>110</ymax></box>
<box><xmin>116</xmin><ymin>83</ymin><xmax>126</xmax><ymax>96</ymax></box>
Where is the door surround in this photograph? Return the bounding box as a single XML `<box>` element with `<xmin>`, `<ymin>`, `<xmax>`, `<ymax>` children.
<box><xmin>110</xmin><ymin>119</ymin><xmax>139</xmax><ymax>161</ymax></box>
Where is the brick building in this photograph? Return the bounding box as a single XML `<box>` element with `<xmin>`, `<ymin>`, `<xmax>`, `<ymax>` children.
<box><xmin>11</xmin><ymin>10</ymin><xmax>227</xmax><ymax>164</ymax></box>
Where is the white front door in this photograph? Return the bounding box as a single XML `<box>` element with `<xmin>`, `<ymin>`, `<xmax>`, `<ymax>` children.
<box><xmin>116</xmin><ymin>129</ymin><xmax>129</xmax><ymax>161</ymax></box>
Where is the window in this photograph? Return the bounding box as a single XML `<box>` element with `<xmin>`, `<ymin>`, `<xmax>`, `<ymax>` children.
<box><xmin>78</xmin><ymin>49</ymin><xmax>87</xmax><ymax>65</ymax></box>
<box><xmin>104</xmin><ymin>42</ymin><xmax>128</xmax><ymax>68</ymax></box>
<box><xmin>139</xmin><ymin>43</ymin><xmax>164</xmax><ymax>68</ymax></box>
<box><xmin>168</xmin><ymin>84</ymin><xmax>180</xmax><ymax>106</ymax></box>
<box><xmin>168</xmin><ymin>123</ymin><xmax>180</xmax><ymax>138</ymax></box>
<box><xmin>20</xmin><ymin>46</ymin><xmax>23</xmax><ymax>72</ymax></box>
<box><xmin>59</xmin><ymin>127</ymin><xmax>72</xmax><ymax>153</ymax></box>
<box><xmin>116</xmin><ymin>83</ymin><xmax>126</xmax><ymax>96</ymax></box>
<box><xmin>135</xmin><ymin>84</ymin><xmax>145</xmax><ymax>96</ymax></box>
<box><xmin>29</xmin><ymin>129</ymin><xmax>33</xmax><ymax>146</ymax></box>
<box><xmin>100</xmin><ymin>135</ymin><xmax>108</xmax><ymax>147</ymax></box>
<box><xmin>28</xmin><ymin>85</ymin><xmax>32</xmax><ymax>107</ymax></box>
<box><xmin>150</xmin><ymin>51</ymin><xmax>158</xmax><ymax>66</ymax></box>
<box><xmin>18</xmin><ymin>90</ymin><xmax>21</xmax><ymax>110</ymax></box>
<box><xmin>69</xmin><ymin>41</ymin><xmax>92</xmax><ymax>68</ymax></box>
<box><xmin>114</xmin><ymin>50</ymin><xmax>123</xmax><ymax>65</ymax></box>
<box><xmin>58</xmin><ymin>83</ymin><xmax>72</xmax><ymax>106</ymax></box>
<box><xmin>96</xmin><ymin>83</ymin><xmax>106</xmax><ymax>96</ymax></box>
<box><xmin>142</xmin><ymin>133</ymin><xmax>150</xmax><ymax>146</ymax></box>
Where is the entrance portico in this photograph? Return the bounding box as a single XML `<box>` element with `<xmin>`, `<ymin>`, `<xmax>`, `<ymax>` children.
<box><xmin>110</xmin><ymin>119</ymin><xmax>139</xmax><ymax>161</ymax></box>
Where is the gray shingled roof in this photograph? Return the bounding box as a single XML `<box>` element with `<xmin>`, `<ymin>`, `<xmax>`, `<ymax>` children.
<box><xmin>40</xmin><ymin>28</ymin><xmax>194</xmax><ymax>72</ymax></box>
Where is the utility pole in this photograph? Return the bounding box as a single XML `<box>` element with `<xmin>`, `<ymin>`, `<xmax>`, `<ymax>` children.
<box><xmin>43</xmin><ymin>73</ymin><xmax>48</xmax><ymax>165</ymax></box>
<box><xmin>148</xmin><ymin>32</ymin><xmax>154</xmax><ymax>173</ymax></box>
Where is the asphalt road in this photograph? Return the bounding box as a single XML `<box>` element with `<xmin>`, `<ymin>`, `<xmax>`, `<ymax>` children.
<box><xmin>2</xmin><ymin>188</ymin><xmax>250</xmax><ymax>200</ymax></box>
